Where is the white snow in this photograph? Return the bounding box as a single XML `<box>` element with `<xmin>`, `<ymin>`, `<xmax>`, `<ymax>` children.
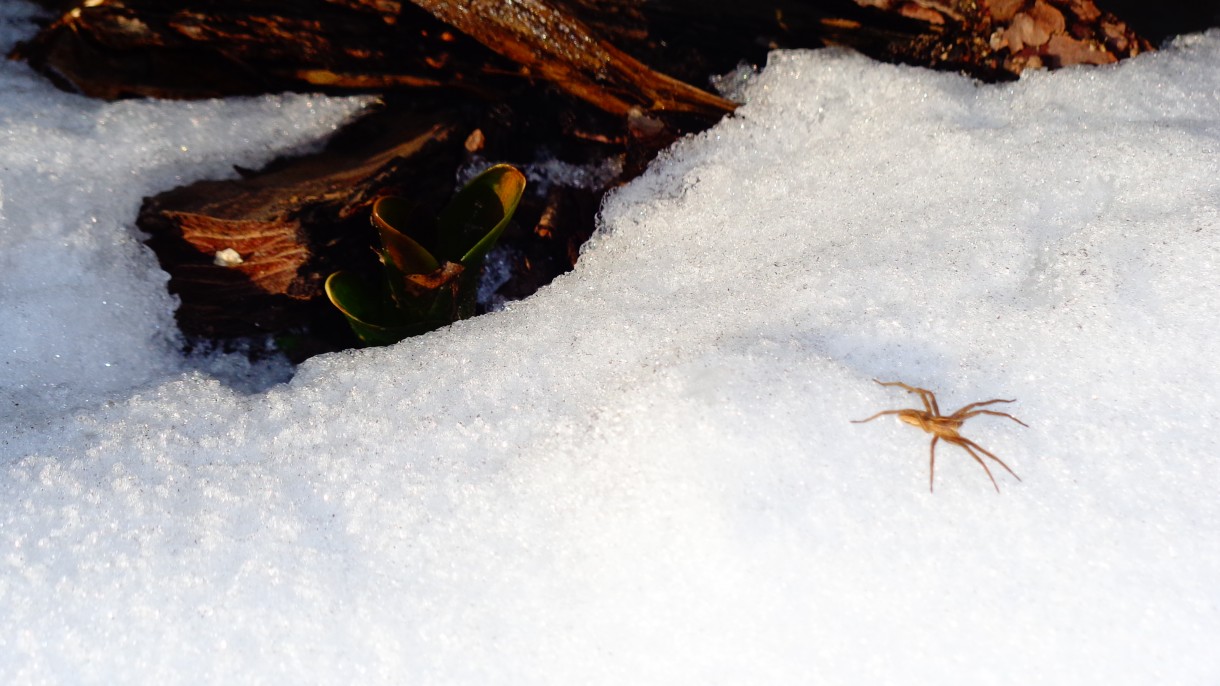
<box><xmin>2</xmin><ymin>0</ymin><xmax>1219</xmax><ymax>681</ymax></box>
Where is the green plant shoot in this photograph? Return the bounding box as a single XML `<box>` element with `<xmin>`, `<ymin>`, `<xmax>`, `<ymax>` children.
<box><xmin>325</xmin><ymin>164</ymin><xmax>526</xmax><ymax>346</ymax></box>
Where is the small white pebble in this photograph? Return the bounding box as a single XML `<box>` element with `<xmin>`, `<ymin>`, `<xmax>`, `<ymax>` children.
<box><xmin>213</xmin><ymin>248</ymin><xmax>244</xmax><ymax>267</ymax></box>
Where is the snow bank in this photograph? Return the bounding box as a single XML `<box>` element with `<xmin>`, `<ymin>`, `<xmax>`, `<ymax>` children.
<box><xmin>2</xmin><ymin>1</ymin><xmax>1218</xmax><ymax>681</ymax></box>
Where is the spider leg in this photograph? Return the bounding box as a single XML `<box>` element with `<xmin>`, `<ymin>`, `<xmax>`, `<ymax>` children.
<box><xmin>950</xmin><ymin>438</ymin><xmax>1000</xmax><ymax>492</ymax></box>
<box><xmin>851</xmin><ymin>409</ymin><xmax>906</xmax><ymax>423</ymax></box>
<box><xmin>960</xmin><ymin>438</ymin><xmax>1022</xmax><ymax>482</ymax></box>
<box><xmin>923</xmin><ymin>389</ymin><xmax>940</xmax><ymax>417</ymax></box>
<box><xmin>949</xmin><ymin>398</ymin><xmax>1015</xmax><ymax>417</ymax></box>
<box><xmin>929</xmin><ymin>435</ymin><xmax>939</xmax><ymax>493</ymax></box>
<box><xmin>957</xmin><ymin>409</ymin><xmax>1029</xmax><ymax>427</ymax></box>
<box><xmin>873</xmin><ymin>380</ymin><xmax>938</xmax><ymax>415</ymax></box>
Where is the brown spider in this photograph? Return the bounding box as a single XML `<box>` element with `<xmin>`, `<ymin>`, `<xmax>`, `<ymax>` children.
<box><xmin>852</xmin><ymin>380</ymin><xmax>1028</xmax><ymax>492</ymax></box>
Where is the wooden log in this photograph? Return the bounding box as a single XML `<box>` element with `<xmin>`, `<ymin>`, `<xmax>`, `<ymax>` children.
<box><xmin>10</xmin><ymin>0</ymin><xmax>1155</xmax><ymax>100</ymax></box>
<box><xmin>8</xmin><ymin>0</ymin><xmax>735</xmax><ymax>119</ymax></box>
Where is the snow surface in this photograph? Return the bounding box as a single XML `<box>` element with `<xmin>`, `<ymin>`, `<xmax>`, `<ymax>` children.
<box><xmin>3</xmin><ymin>0</ymin><xmax>1220</xmax><ymax>681</ymax></box>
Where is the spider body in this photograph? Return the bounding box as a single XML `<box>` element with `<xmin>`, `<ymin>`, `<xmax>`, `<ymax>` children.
<box><xmin>853</xmin><ymin>380</ymin><xmax>1028</xmax><ymax>492</ymax></box>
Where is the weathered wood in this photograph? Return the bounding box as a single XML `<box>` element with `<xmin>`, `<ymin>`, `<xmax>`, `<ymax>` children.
<box><xmin>139</xmin><ymin>107</ymin><xmax>467</xmax><ymax>346</ymax></box>
<box><xmin>406</xmin><ymin>0</ymin><xmax>735</xmax><ymax>119</ymax></box>
<box><xmin>848</xmin><ymin>0</ymin><xmax>1152</xmax><ymax>77</ymax></box>
<box><xmin>9</xmin><ymin>0</ymin><xmax>737</xmax><ymax>119</ymax></box>
<box><xmin>11</xmin><ymin>0</ymin><xmax>1156</xmax><ymax>99</ymax></box>
<box><xmin>10</xmin><ymin>0</ymin><xmax>503</xmax><ymax>99</ymax></box>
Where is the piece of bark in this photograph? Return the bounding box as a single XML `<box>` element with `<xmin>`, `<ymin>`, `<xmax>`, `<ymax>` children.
<box><xmin>407</xmin><ymin>0</ymin><xmax>735</xmax><ymax>120</ymax></box>
<box><xmin>140</xmin><ymin>106</ymin><xmax>466</xmax><ymax>345</ymax></box>
<box><xmin>10</xmin><ymin>0</ymin><xmax>505</xmax><ymax>100</ymax></box>
<box><xmin>10</xmin><ymin>0</ymin><xmax>735</xmax><ymax>120</ymax></box>
<box><xmin>852</xmin><ymin>0</ymin><xmax>1151</xmax><ymax>76</ymax></box>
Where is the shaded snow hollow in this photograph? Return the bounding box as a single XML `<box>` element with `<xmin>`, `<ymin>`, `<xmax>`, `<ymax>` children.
<box><xmin>3</xmin><ymin>4</ymin><xmax>1220</xmax><ymax>683</ymax></box>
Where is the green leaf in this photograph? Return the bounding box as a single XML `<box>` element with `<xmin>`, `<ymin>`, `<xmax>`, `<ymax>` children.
<box><xmin>371</xmin><ymin>196</ymin><xmax>440</xmax><ymax>275</ymax></box>
<box><xmin>324</xmin><ymin>271</ymin><xmax>445</xmax><ymax>346</ymax></box>
<box><xmin>327</xmin><ymin>165</ymin><xmax>526</xmax><ymax>347</ymax></box>
<box><xmin>436</xmin><ymin>164</ymin><xmax>527</xmax><ymax>266</ymax></box>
